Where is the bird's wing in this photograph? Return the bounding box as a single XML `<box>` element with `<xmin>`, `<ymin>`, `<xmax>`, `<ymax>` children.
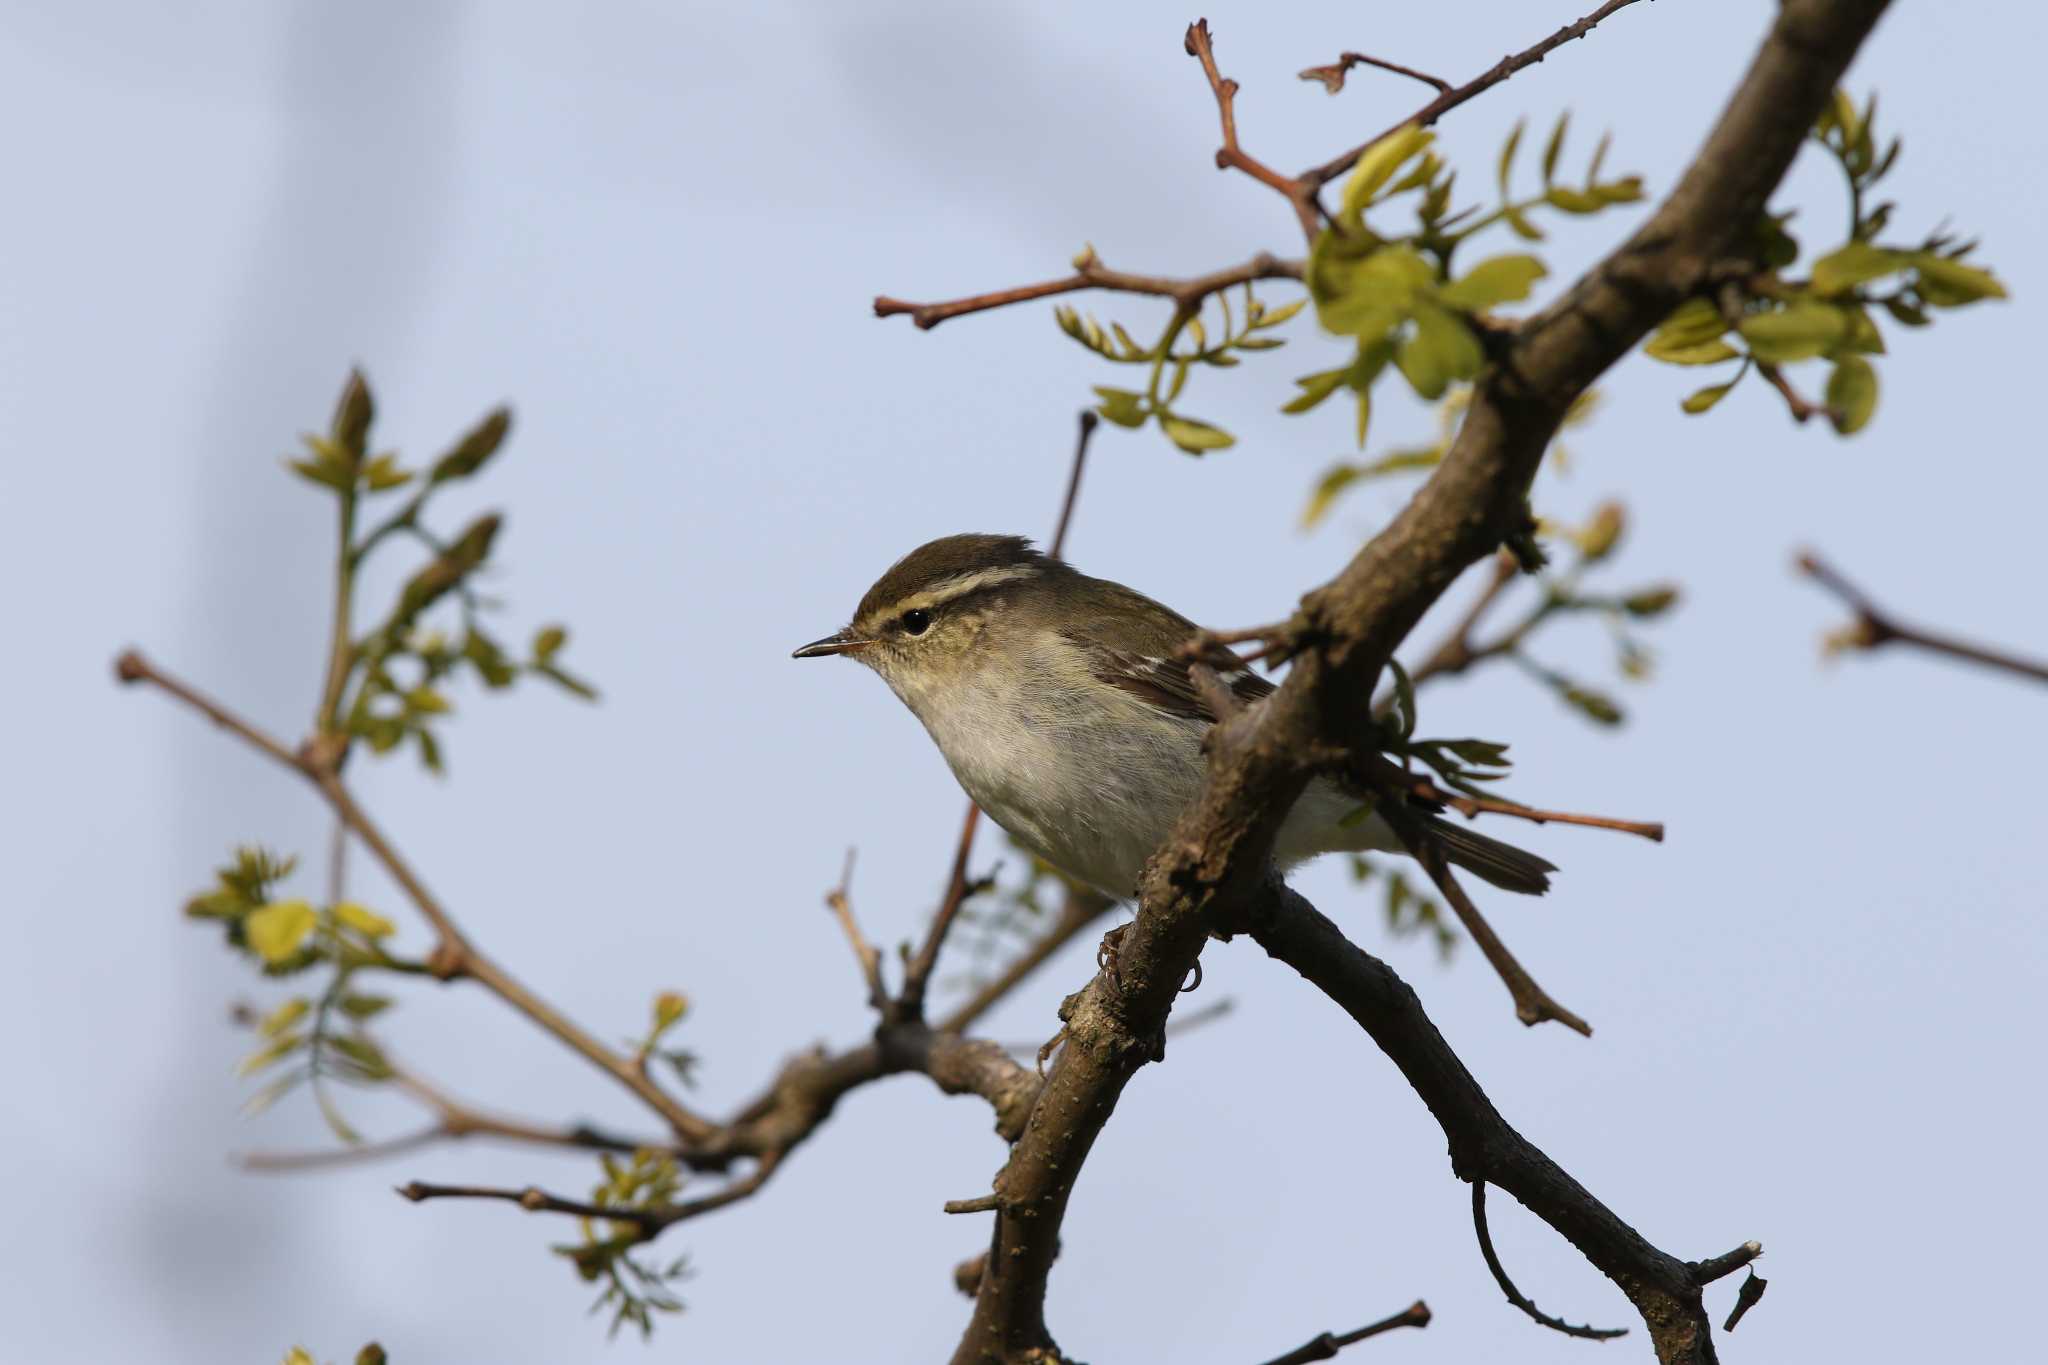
<box><xmin>1059</xmin><ymin>629</ymin><xmax>1273</xmax><ymax>724</ymax></box>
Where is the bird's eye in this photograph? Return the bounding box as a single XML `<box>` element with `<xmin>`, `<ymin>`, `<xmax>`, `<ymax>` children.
<box><xmin>901</xmin><ymin>609</ymin><xmax>932</xmax><ymax>636</ymax></box>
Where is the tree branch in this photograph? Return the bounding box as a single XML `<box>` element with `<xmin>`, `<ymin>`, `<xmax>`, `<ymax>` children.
<box><xmin>953</xmin><ymin>3</ymin><xmax>1886</xmax><ymax>1360</ymax></box>
<box><xmin>1302</xmin><ymin>0</ymin><xmax>1656</xmax><ymax>187</ymax></box>
<box><xmin>874</xmin><ymin>252</ymin><xmax>1302</xmax><ymax>332</ymax></box>
<box><xmin>1254</xmin><ymin>1300</ymin><xmax>1432</xmax><ymax>1365</ymax></box>
<box><xmin>1398</xmin><ymin>821</ymin><xmax>1592</xmax><ymax>1036</ymax></box>
<box><xmin>115</xmin><ymin>648</ymin><xmax>720</xmax><ymax>1145</ymax></box>
<box><xmin>1250</xmin><ymin>885</ymin><xmax>1756</xmax><ymax>1365</ymax></box>
<box><xmin>1797</xmin><ymin>550</ymin><xmax>2048</xmax><ymax>685</ymax></box>
<box><xmin>1185</xmin><ymin>19</ymin><xmax>1321</xmax><ymax>241</ymax></box>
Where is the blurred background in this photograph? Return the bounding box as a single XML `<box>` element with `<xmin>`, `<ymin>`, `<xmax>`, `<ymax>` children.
<box><xmin>3</xmin><ymin>1</ymin><xmax>2043</xmax><ymax>1361</ymax></box>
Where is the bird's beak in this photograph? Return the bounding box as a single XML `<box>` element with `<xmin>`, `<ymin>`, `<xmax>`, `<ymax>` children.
<box><xmin>791</xmin><ymin>629</ymin><xmax>873</xmax><ymax>659</ymax></box>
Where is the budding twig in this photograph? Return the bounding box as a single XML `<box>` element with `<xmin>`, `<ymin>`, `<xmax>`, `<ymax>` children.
<box><xmin>1798</xmin><ymin>550</ymin><xmax>2048</xmax><ymax>684</ymax></box>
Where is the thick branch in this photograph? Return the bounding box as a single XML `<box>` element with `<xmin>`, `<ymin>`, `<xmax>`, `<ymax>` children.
<box><xmin>1251</xmin><ymin>885</ymin><xmax>1751</xmax><ymax>1365</ymax></box>
<box><xmin>1797</xmin><ymin>550</ymin><xmax>2048</xmax><ymax>685</ymax></box>
<box><xmin>954</xmin><ymin>3</ymin><xmax>1886</xmax><ymax>1360</ymax></box>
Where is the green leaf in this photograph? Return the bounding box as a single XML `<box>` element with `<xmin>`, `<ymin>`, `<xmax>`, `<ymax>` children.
<box><xmin>1912</xmin><ymin>255</ymin><xmax>2007</xmax><ymax>306</ymax></box>
<box><xmin>333</xmin><ymin>901</ymin><xmax>397</xmax><ymax>939</ymax></box>
<box><xmin>260</xmin><ymin>997</ymin><xmax>310</xmax><ymax>1037</ymax></box>
<box><xmin>1824</xmin><ymin>355</ymin><xmax>1878</xmax><ymax>434</ymax></box>
<box><xmin>1496</xmin><ymin>119</ymin><xmax>1524</xmax><ymax>196</ymax></box>
<box><xmin>1542</xmin><ymin>186</ymin><xmax>1603</xmax><ymax>214</ymax></box>
<box><xmin>1645</xmin><ymin>298</ymin><xmax>1729</xmax><ymax>354</ymax></box>
<box><xmin>403</xmin><ymin>686</ymin><xmax>450</xmax><ymax>715</ymax></box>
<box><xmin>430</xmin><ymin>408</ymin><xmax>512</xmax><ymax>483</ymax></box>
<box><xmin>338</xmin><ymin>994</ymin><xmax>393</xmax><ymax>1020</ymax></box>
<box><xmin>1621</xmin><ymin>586</ymin><xmax>1681</xmax><ymax>617</ymax></box>
<box><xmin>1087</xmin><ymin>371</ymin><xmax>1142</xmax><ymax>412</ymax></box>
<box><xmin>1681</xmin><ymin>379</ymin><xmax>1739</xmax><ymax>414</ymax></box>
<box><xmin>1281</xmin><ymin>368</ymin><xmax>1348</xmax><ymax>415</ymax></box>
<box><xmin>1159</xmin><ymin>414</ymin><xmax>1235</xmax><ymax>454</ymax></box>
<box><xmin>1302</xmin><ymin>465</ymin><xmax>1363</xmax><ymax>529</ymax></box>
<box><xmin>1339</xmin><ymin>125</ymin><xmax>1435</xmax><ymax>223</ymax></box>
<box><xmin>356</xmin><ymin>1346</ymin><xmax>389</xmax><ymax>1365</ymax></box>
<box><xmin>1562</xmin><ymin>684</ymin><xmax>1623</xmax><ymax>726</ymax></box>
<box><xmin>1502</xmin><ymin>207</ymin><xmax>1545</xmax><ymax>242</ymax></box>
<box><xmin>361</xmin><ymin>453</ymin><xmax>412</xmax><ymax>491</ymax></box>
<box><xmin>238</xmin><ymin>1034</ymin><xmax>305</xmax><ymax>1077</ymax></box>
<box><xmin>651</xmin><ymin>990</ymin><xmax>690</xmax><ymax>1034</ymax></box>
<box><xmin>286</xmin><ymin>1346</ymin><xmax>317</xmax><ymax>1365</ymax></box>
<box><xmin>1809</xmin><ymin>241</ymin><xmax>1902</xmax><ymax>296</ymax></box>
<box><xmin>1438</xmin><ymin>254</ymin><xmax>1548</xmax><ymax>312</ymax></box>
<box><xmin>286</xmin><ymin>455</ymin><xmax>353</xmax><ymax>492</ymax></box>
<box><xmin>331</xmin><ymin>370</ymin><xmax>374</xmax><ymax>462</ymax></box>
<box><xmin>1253</xmin><ymin>297</ymin><xmax>1307</xmax><ymax>329</ymax></box>
<box><xmin>246</xmin><ymin>900</ymin><xmax>318</xmax><ymax>964</ymax></box>
<box><xmin>1308</xmin><ymin>236</ymin><xmax>1430</xmax><ymax>338</ymax></box>
<box><xmin>1394</xmin><ymin>304</ymin><xmax>1482</xmax><ymax>401</ymax></box>
<box><xmin>1737</xmin><ymin>302</ymin><xmax>1848</xmax><ymax>363</ymax></box>
<box><xmin>1541</xmin><ymin>111</ymin><xmax>1569</xmax><ymax>184</ymax></box>
<box><xmin>328</xmin><ymin>1034</ymin><xmax>394</xmax><ymax>1081</ymax></box>
<box><xmin>533</xmin><ymin>625</ymin><xmax>567</xmax><ymax>661</ymax></box>
<box><xmin>536</xmin><ymin>662</ymin><xmax>600</xmax><ymax>701</ymax></box>
<box><xmin>1650</xmin><ymin>338</ymin><xmax>1741</xmax><ymax>366</ymax></box>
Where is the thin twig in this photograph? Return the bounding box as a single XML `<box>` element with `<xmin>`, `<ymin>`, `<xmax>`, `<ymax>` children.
<box><xmin>1757</xmin><ymin>360</ymin><xmax>1836</xmax><ymax>425</ymax></box>
<box><xmin>1047</xmin><ymin>410</ymin><xmax>1098</xmax><ymax>562</ymax></box>
<box><xmin>899</xmin><ymin>809</ymin><xmax>983</xmax><ymax>1018</ymax></box>
<box><xmin>1400</xmin><ymin>823</ymin><xmax>1591</xmax><ymax>1036</ymax></box>
<box><xmin>1254</xmin><ymin>1300</ymin><xmax>1432</xmax><ymax>1365</ymax></box>
<box><xmin>1797</xmin><ymin>550</ymin><xmax>2048</xmax><ymax>685</ymax></box>
<box><xmin>943</xmin><ymin>1193</ymin><xmax>1003</xmax><ymax>1215</ymax></box>
<box><xmin>1472</xmin><ymin>1181</ymin><xmax>1629</xmax><ymax>1340</ymax></box>
<box><xmin>1397</xmin><ymin>551</ymin><xmax>1520</xmax><ymax>695</ymax></box>
<box><xmin>1303</xmin><ymin>0</ymin><xmax>1655</xmax><ymax>186</ymax></box>
<box><xmin>1185</xmin><ymin>20</ymin><xmax>1321</xmax><ymax>241</ymax></box>
<box><xmin>1300</xmin><ymin>52</ymin><xmax>1452</xmax><ymax>96</ymax></box>
<box><xmin>397</xmin><ymin>1152</ymin><xmax>783</xmax><ymax>1230</ymax></box>
<box><xmin>825</xmin><ymin>850</ymin><xmax>889</xmax><ymax>1013</ymax></box>
<box><xmin>1692</xmin><ymin>1240</ymin><xmax>1764</xmax><ymax>1286</ymax></box>
<box><xmin>874</xmin><ymin>253</ymin><xmax>1301</xmax><ymax>331</ymax></box>
<box><xmin>1373</xmin><ymin>758</ymin><xmax>1663</xmax><ymax>842</ymax></box>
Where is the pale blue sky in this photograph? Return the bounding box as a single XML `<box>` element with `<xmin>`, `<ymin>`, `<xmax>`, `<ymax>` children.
<box><xmin>3</xmin><ymin>2</ymin><xmax>2043</xmax><ymax>1362</ymax></box>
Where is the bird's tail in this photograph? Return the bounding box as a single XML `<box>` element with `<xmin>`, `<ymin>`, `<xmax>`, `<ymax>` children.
<box><xmin>1427</xmin><ymin>818</ymin><xmax>1555</xmax><ymax>896</ymax></box>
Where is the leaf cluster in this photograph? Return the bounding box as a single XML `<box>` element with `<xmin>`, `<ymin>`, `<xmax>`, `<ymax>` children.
<box><xmin>1647</xmin><ymin>90</ymin><xmax>2007</xmax><ymax>431</ymax></box>
<box><xmin>291</xmin><ymin>371</ymin><xmax>595</xmax><ymax>774</ymax></box>
<box><xmin>186</xmin><ymin>848</ymin><xmax>404</xmax><ymax>1135</ymax></box>
<box><xmin>1059</xmin><ymin>274</ymin><xmax>1305</xmax><ymax>454</ymax></box>
<box><xmin>554</xmin><ymin>1149</ymin><xmax>694</xmax><ymax>1339</ymax></box>
<box><xmin>1291</xmin><ymin>117</ymin><xmax>1640</xmax><ymax>448</ymax></box>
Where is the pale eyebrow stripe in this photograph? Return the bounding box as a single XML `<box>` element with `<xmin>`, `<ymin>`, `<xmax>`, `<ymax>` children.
<box><xmin>888</xmin><ymin>563</ymin><xmax>1042</xmax><ymax>615</ymax></box>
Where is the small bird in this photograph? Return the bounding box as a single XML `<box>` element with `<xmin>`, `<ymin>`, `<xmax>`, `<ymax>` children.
<box><xmin>793</xmin><ymin>534</ymin><xmax>1553</xmax><ymax>900</ymax></box>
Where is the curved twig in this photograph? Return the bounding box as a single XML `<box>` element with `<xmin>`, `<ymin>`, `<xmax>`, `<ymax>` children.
<box><xmin>1472</xmin><ymin>1180</ymin><xmax>1629</xmax><ymax>1341</ymax></box>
